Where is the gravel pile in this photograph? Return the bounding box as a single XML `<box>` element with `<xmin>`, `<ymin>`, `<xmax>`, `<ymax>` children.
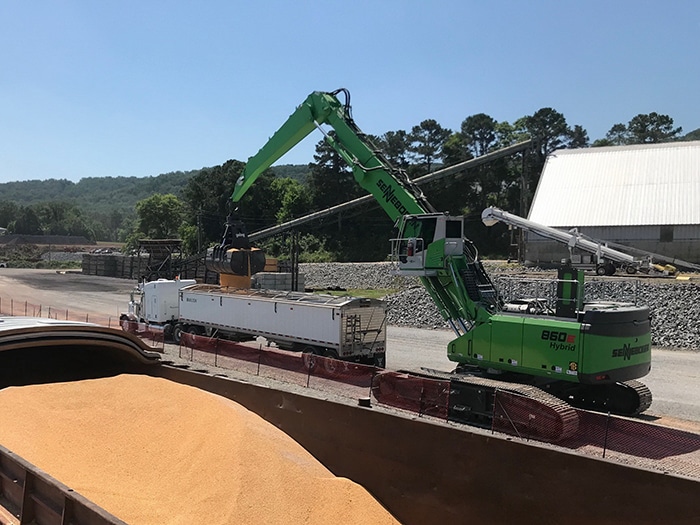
<box><xmin>300</xmin><ymin>262</ymin><xmax>415</xmax><ymax>291</ymax></box>
<box><xmin>41</xmin><ymin>251</ymin><xmax>88</xmax><ymax>262</ymax></box>
<box><xmin>300</xmin><ymin>262</ymin><xmax>700</xmax><ymax>350</ymax></box>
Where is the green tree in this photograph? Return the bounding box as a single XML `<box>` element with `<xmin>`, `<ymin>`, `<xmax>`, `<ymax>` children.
<box><xmin>377</xmin><ymin>130</ymin><xmax>411</xmax><ymax>169</ymax></box>
<box><xmin>627</xmin><ymin>112</ymin><xmax>682</xmax><ymax>143</ymax></box>
<box><xmin>462</xmin><ymin>113</ymin><xmax>498</xmax><ymax>156</ymax></box>
<box><xmin>271</xmin><ymin>177</ymin><xmax>311</xmax><ymax>223</ymax></box>
<box><xmin>603</xmin><ymin>123</ymin><xmax>629</xmax><ymax>146</ymax></box>
<box><xmin>33</xmin><ymin>201</ymin><xmax>95</xmax><ymax>238</ymax></box>
<box><xmin>308</xmin><ymin>134</ymin><xmax>364</xmax><ymax>209</ymax></box>
<box><xmin>441</xmin><ymin>132</ymin><xmax>472</xmax><ymax>166</ymax></box>
<box><xmin>514</xmin><ymin>108</ymin><xmax>577</xmax><ymax>214</ymax></box>
<box><xmin>8</xmin><ymin>206</ymin><xmax>42</xmax><ymax>235</ymax></box>
<box><xmin>566</xmin><ymin>125</ymin><xmax>590</xmax><ymax>149</ymax></box>
<box><xmin>595</xmin><ymin>113</ymin><xmax>682</xmax><ymax>146</ymax></box>
<box><xmin>135</xmin><ymin>193</ymin><xmax>183</xmax><ymax>239</ymax></box>
<box><xmin>516</xmin><ymin>108</ymin><xmax>571</xmax><ymax>162</ymax></box>
<box><xmin>0</xmin><ymin>201</ymin><xmax>19</xmax><ymax>228</ymax></box>
<box><xmin>182</xmin><ymin>160</ymin><xmax>273</xmax><ymax>249</ymax></box>
<box><xmin>408</xmin><ymin>119</ymin><xmax>452</xmax><ymax>174</ymax></box>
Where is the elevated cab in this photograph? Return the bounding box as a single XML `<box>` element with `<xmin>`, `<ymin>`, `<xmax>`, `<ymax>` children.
<box><xmin>391</xmin><ymin>213</ymin><xmax>464</xmax><ymax>276</ymax></box>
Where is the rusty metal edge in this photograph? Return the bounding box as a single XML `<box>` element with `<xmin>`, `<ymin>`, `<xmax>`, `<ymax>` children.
<box><xmin>0</xmin><ymin>444</ymin><xmax>127</xmax><ymax>525</ymax></box>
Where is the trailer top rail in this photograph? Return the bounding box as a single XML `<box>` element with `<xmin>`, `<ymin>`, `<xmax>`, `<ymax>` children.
<box><xmin>181</xmin><ymin>284</ymin><xmax>383</xmax><ymax>308</ymax></box>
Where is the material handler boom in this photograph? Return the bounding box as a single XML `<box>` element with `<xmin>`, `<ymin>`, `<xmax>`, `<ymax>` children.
<box><xmin>230</xmin><ymin>89</ymin><xmax>653</xmax><ymax>418</ymax></box>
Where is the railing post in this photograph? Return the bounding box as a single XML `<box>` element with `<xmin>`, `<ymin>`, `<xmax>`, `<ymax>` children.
<box><xmin>418</xmin><ymin>385</ymin><xmax>425</xmax><ymax>417</ymax></box>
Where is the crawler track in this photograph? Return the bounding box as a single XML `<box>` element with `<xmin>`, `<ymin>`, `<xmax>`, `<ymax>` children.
<box><xmin>552</xmin><ymin>379</ymin><xmax>653</xmax><ymax>416</ymax></box>
<box><xmin>397</xmin><ymin>368</ymin><xmax>580</xmax><ymax>442</ymax></box>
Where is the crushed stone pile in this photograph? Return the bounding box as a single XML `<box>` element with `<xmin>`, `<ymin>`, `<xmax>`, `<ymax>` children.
<box><xmin>300</xmin><ymin>262</ymin><xmax>700</xmax><ymax>350</ymax></box>
<box><xmin>0</xmin><ymin>374</ymin><xmax>399</xmax><ymax>525</ymax></box>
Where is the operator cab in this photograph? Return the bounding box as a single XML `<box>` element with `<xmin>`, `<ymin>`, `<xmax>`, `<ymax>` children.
<box><xmin>391</xmin><ymin>213</ymin><xmax>464</xmax><ymax>276</ymax></box>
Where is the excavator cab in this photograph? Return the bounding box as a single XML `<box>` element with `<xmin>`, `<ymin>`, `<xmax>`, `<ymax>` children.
<box><xmin>391</xmin><ymin>213</ymin><xmax>464</xmax><ymax>276</ymax></box>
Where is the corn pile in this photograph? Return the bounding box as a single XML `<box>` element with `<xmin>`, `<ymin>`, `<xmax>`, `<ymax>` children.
<box><xmin>0</xmin><ymin>374</ymin><xmax>399</xmax><ymax>525</ymax></box>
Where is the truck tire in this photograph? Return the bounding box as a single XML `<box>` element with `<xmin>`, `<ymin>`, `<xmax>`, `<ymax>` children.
<box><xmin>173</xmin><ymin>324</ymin><xmax>186</xmax><ymax>344</ymax></box>
<box><xmin>323</xmin><ymin>349</ymin><xmax>339</xmax><ymax>359</ymax></box>
<box><xmin>163</xmin><ymin>323</ymin><xmax>174</xmax><ymax>341</ymax></box>
<box><xmin>322</xmin><ymin>349</ymin><xmax>340</xmax><ymax>373</ymax></box>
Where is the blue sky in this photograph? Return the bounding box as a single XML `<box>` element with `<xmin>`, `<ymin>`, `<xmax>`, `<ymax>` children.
<box><xmin>0</xmin><ymin>0</ymin><xmax>698</xmax><ymax>183</ymax></box>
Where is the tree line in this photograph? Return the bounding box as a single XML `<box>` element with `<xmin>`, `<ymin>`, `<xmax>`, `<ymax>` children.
<box><xmin>1</xmin><ymin>109</ymin><xmax>694</xmax><ymax>262</ymax></box>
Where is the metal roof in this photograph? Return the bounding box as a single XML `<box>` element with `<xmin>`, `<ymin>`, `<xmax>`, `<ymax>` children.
<box><xmin>528</xmin><ymin>141</ymin><xmax>700</xmax><ymax>227</ymax></box>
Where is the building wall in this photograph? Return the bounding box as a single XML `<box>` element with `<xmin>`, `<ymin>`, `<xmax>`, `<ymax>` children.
<box><xmin>524</xmin><ymin>224</ymin><xmax>700</xmax><ymax>265</ymax></box>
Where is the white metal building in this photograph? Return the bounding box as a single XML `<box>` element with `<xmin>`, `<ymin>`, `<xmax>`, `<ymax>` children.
<box><xmin>524</xmin><ymin>141</ymin><xmax>700</xmax><ymax>265</ymax></box>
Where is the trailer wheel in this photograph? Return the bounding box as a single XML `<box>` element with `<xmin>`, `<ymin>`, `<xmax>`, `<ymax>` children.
<box><xmin>163</xmin><ymin>323</ymin><xmax>174</xmax><ymax>341</ymax></box>
<box><xmin>605</xmin><ymin>263</ymin><xmax>616</xmax><ymax>275</ymax></box>
<box><xmin>322</xmin><ymin>349</ymin><xmax>340</xmax><ymax>373</ymax></box>
<box><xmin>595</xmin><ymin>264</ymin><xmax>608</xmax><ymax>276</ymax></box>
<box><xmin>323</xmin><ymin>349</ymin><xmax>339</xmax><ymax>359</ymax></box>
<box><xmin>173</xmin><ymin>324</ymin><xmax>185</xmax><ymax>344</ymax></box>
<box><xmin>625</xmin><ymin>266</ymin><xmax>637</xmax><ymax>274</ymax></box>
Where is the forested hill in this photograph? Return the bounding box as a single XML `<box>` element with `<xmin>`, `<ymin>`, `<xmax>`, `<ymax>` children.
<box><xmin>0</xmin><ymin>164</ymin><xmax>311</xmax><ymax>214</ymax></box>
<box><xmin>0</xmin><ymin>171</ymin><xmax>194</xmax><ymax>215</ymax></box>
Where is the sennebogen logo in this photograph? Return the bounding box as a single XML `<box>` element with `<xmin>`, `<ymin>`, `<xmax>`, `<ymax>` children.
<box><xmin>377</xmin><ymin>180</ymin><xmax>410</xmax><ymax>216</ymax></box>
<box><xmin>611</xmin><ymin>343</ymin><xmax>650</xmax><ymax>360</ymax></box>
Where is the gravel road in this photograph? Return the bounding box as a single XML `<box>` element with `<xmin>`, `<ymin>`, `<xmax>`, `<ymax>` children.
<box><xmin>1</xmin><ymin>267</ymin><xmax>699</xmax><ymax>430</ymax></box>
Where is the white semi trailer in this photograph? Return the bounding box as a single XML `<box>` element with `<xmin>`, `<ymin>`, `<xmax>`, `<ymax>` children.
<box><xmin>122</xmin><ymin>279</ymin><xmax>387</xmax><ymax>366</ymax></box>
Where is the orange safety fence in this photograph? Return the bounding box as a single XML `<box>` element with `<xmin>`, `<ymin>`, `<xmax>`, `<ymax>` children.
<box><xmin>371</xmin><ymin>371</ymin><xmax>449</xmax><ymax>419</ymax></box>
<box><xmin>175</xmin><ymin>332</ymin><xmax>377</xmax><ymax>398</ymax></box>
<box><xmin>492</xmin><ymin>390</ymin><xmax>580</xmax><ymax>443</ymax></box>
<box><xmin>370</xmin><ymin>373</ymin><xmax>700</xmax><ymax>478</ymax></box>
<box><xmin>492</xmin><ymin>389</ymin><xmax>700</xmax><ymax>479</ymax></box>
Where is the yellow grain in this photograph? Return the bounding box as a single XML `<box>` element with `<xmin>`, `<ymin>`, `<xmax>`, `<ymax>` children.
<box><xmin>0</xmin><ymin>374</ymin><xmax>399</xmax><ymax>525</ymax></box>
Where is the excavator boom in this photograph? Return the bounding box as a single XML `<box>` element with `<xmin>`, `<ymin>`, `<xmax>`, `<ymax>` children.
<box><xmin>232</xmin><ymin>90</ymin><xmax>433</xmax><ymax>219</ymax></box>
<box><xmin>228</xmin><ymin>89</ymin><xmax>653</xmax><ymax>418</ymax></box>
